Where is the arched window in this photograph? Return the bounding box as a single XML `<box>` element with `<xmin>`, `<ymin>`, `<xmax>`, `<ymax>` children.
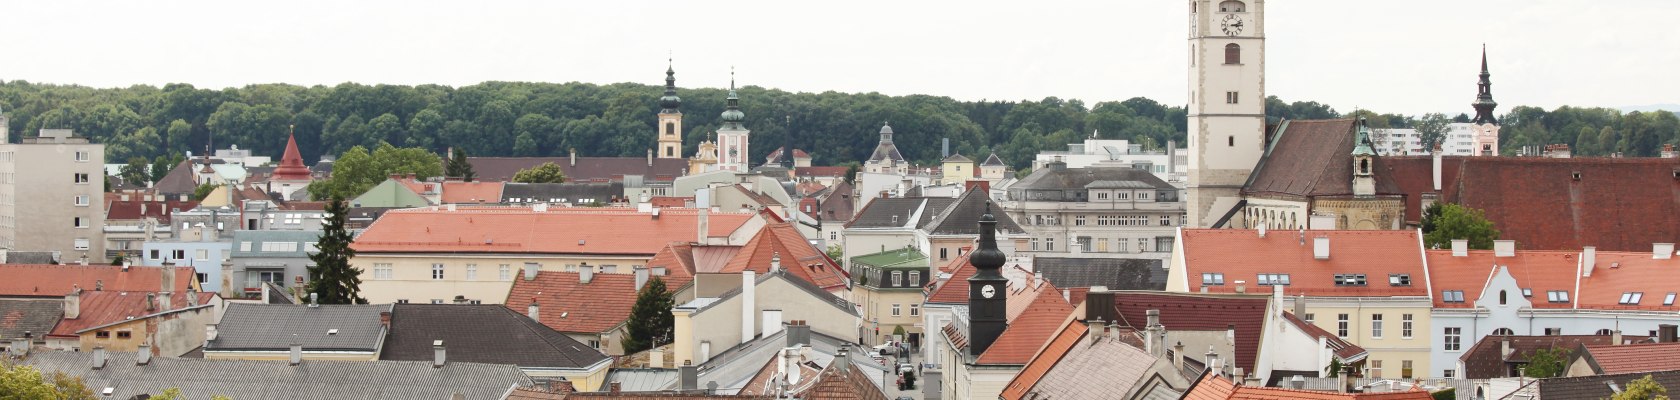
<box><xmin>1360</xmin><ymin>159</ymin><xmax>1370</xmax><ymax>174</ymax></box>
<box><xmin>1499</xmin><ymin>290</ymin><xmax>1508</xmax><ymax>305</ymax></box>
<box><xmin>666</xmin><ymin>122</ymin><xmax>675</xmax><ymax>136</ymax></box>
<box><xmin>1219</xmin><ymin>0</ymin><xmax>1245</xmax><ymax>12</ymax></box>
<box><xmin>1225</xmin><ymin>43</ymin><xmax>1241</xmax><ymax>64</ymax></box>
<box><xmin>1597</xmin><ymin>329</ymin><xmax>1615</xmax><ymax>336</ymax></box>
<box><xmin>1492</xmin><ymin>328</ymin><xmax>1514</xmax><ymax>336</ymax></box>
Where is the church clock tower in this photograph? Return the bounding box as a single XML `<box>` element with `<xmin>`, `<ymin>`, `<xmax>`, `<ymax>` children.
<box><xmin>1187</xmin><ymin>0</ymin><xmax>1267</xmax><ymax>228</ymax></box>
<box><xmin>1470</xmin><ymin>47</ymin><xmax>1501</xmax><ymax>156</ymax></box>
<box><xmin>657</xmin><ymin>61</ymin><xmax>684</xmax><ymax>159</ymax></box>
<box><xmin>968</xmin><ymin>203</ymin><xmax>1010</xmax><ymax>356</ymax></box>
<box><xmin>716</xmin><ymin>71</ymin><xmax>751</xmax><ymax>171</ymax></box>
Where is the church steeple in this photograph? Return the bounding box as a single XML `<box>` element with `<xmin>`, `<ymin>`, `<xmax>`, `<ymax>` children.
<box><xmin>656</xmin><ymin>59</ymin><xmax>684</xmax><ymax>159</ymax></box>
<box><xmin>1471</xmin><ymin>46</ymin><xmax>1499</xmax><ymax>125</ymax></box>
<box><xmin>720</xmin><ymin>70</ymin><xmax>745</xmax><ymax>129</ymax></box>
<box><xmin>272</xmin><ymin>125</ymin><xmax>312</xmax><ymax>181</ymax></box>
<box><xmin>659</xmin><ymin>60</ymin><xmax>682</xmax><ymax>114</ymax></box>
<box><xmin>967</xmin><ymin>202</ymin><xmax>1009</xmax><ymax>357</ymax></box>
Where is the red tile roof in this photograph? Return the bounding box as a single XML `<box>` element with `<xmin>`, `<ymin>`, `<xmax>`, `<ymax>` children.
<box><xmin>1109</xmin><ymin>292</ymin><xmax>1270</xmax><ymax>373</ymax></box>
<box><xmin>48</xmin><ymin>290</ymin><xmax>217</xmax><ymax>338</ymax></box>
<box><xmin>719</xmin><ymin>222</ymin><xmax>848</xmax><ymax>291</ymax></box>
<box><xmin>105</xmin><ymin>200</ymin><xmax>199</xmax><ymax>223</ymax></box>
<box><xmin>1282</xmin><ymin>312</ymin><xmax>1367</xmax><ymax>362</ymax></box>
<box><xmin>440</xmin><ymin>181</ymin><xmax>505</xmax><ymax>204</ymax></box>
<box><xmin>467</xmin><ymin>157</ymin><xmax>690</xmax><ymax>183</ymax></box>
<box><xmin>1186</xmin><ymin>373</ymin><xmax>1433</xmax><ymax>400</ymax></box>
<box><xmin>1459</xmin><ymin>335</ymin><xmax>1618</xmax><ymax>379</ymax></box>
<box><xmin>505</xmin><ymin>270</ymin><xmax>690</xmax><ymax>335</ymax></box>
<box><xmin>1244</xmin><ymin>119</ymin><xmax>1402</xmax><ymax>198</ymax></box>
<box><xmin>272</xmin><ymin>132</ymin><xmax>313</xmax><ymax>181</ymax></box>
<box><xmin>1579</xmin><ymin>342</ymin><xmax>1680</xmax><ymax>375</ymax></box>
<box><xmin>352</xmin><ymin>206</ymin><xmax>756</xmax><ymax>256</ymax></box>
<box><xmin>642</xmin><ymin>242</ymin><xmax>706</xmax><ymax>283</ymax></box>
<box><xmin>648</xmin><ymin>196</ymin><xmax>692</xmax><ymax>208</ymax></box>
<box><xmin>978</xmin><ymin>280</ymin><xmax>1074</xmax><ymax>365</ymax></box>
<box><xmin>0</xmin><ymin>265</ymin><xmax>197</xmax><ymax>298</ymax></box>
<box><xmin>999</xmin><ymin>314</ymin><xmax>1086</xmax><ymax>400</ymax></box>
<box><xmin>1381</xmin><ymin>155</ymin><xmax>1680</xmax><ymax>252</ymax></box>
<box><xmin>925</xmin><ymin>254</ymin><xmax>975</xmax><ymax>304</ymax></box>
<box><xmin>1425</xmin><ymin>250</ymin><xmax>1581</xmax><ymax>309</ymax></box>
<box><xmin>1576</xmin><ymin>251</ymin><xmax>1680</xmax><ymax>311</ymax></box>
<box><xmin>1179</xmin><ymin>229</ymin><xmax>1428</xmax><ymax>297</ymax></box>
<box><xmin>796</xmin><ymin>166</ymin><xmax>849</xmax><ymax>178</ymax></box>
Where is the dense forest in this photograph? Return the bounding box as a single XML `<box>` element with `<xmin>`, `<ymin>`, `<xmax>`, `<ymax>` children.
<box><xmin>1</xmin><ymin>80</ymin><xmax>1675</xmax><ymax>171</ymax></box>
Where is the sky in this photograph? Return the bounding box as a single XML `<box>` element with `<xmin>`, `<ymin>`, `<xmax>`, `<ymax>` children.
<box><xmin>1</xmin><ymin>0</ymin><xmax>1675</xmax><ymax>116</ymax></box>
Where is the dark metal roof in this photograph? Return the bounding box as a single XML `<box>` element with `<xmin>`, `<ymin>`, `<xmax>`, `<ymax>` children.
<box><xmin>23</xmin><ymin>350</ymin><xmax>531</xmax><ymax>400</ymax></box>
<box><xmin>1034</xmin><ymin>257</ymin><xmax>1166</xmax><ymax>291</ymax></box>
<box><xmin>380</xmin><ymin>304</ymin><xmax>608</xmax><ymax>369</ymax></box>
<box><xmin>843</xmin><ymin>197</ymin><xmax>956</xmax><ymax>229</ymax></box>
<box><xmin>206</xmin><ymin>303</ymin><xmax>391</xmax><ymax>352</ymax></box>
<box><xmin>921</xmin><ymin>189</ymin><xmax>1025</xmax><ymax>235</ymax></box>
<box><xmin>500</xmin><ymin>182</ymin><xmax>624</xmax><ymax>204</ymax></box>
<box><xmin>1012</xmin><ymin>165</ymin><xmax>1174</xmax><ymax>191</ymax></box>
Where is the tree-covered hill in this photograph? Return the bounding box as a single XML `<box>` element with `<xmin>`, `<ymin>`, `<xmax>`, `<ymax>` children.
<box><xmin>1</xmin><ymin>80</ymin><xmax>1674</xmax><ymax>170</ymax></box>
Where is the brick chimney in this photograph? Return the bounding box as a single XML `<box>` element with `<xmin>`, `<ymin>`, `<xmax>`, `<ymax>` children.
<box><xmin>609</xmin><ymin>382</ymin><xmax>622</xmax><ymax>396</ymax></box>
<box><xmin>380</xmin><ymin>311</ymin><xmax>392</xmax><ymax>329</ymax></box>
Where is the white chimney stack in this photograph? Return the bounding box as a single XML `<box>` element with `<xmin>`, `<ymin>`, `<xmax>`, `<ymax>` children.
<box><xmin>524</xmin><ymin>265</ymin><xmax>538</xmax><ymax>281</ymax></box>
<box><xmin>91</xmin><ymin>347</ymin><xmax>107</xmax><ymax>370</ymax></box>
<box><xmin>1494</xmin><ymin>240</ymin><xmax>1516</xmax><ymax>257</ymax></box>
<box><xmin>1452</xmin><ymin>239</ymin><xmax>1469</xmax><ymax>257</ymax></box>
<box><xmin>1655</xmin><ymin>243</ymin><xmax>1676</xmax><ymax>260</ymax></box>
<box><xmin>579</xmin><ymin>264</ymin><xmax>594</xmax><ymax>284</ymax></box>
<box><xmin>136</xmin><ymin>344</ymin><xmax>152</xmax><ymax>365</ymax></box>
<box><xmin>1431</xmin><ymin>146</ymin><xmax>1443</xmax><ymax>191</ymax></box>
<box><xmin>1313</xmin><ymin>237</ymin><xmax>1330</xmax><ymax>260</ymax></box>
<box><xmin>433</xmin><ymin>340</ymin><xmax>447</xmax><ymax>368</ymax></box>
<box><xmin>741</xmin><ymin>269</ymin><xmax>756</xmax><ymax>345</ymax></box>
<box><xmin>289</xmin><ymin>343</ymin><xmax>302</xmax><ymax>366</ymax></box>
<box><xmin>527</xmin><ymin>299</ymin><xmax>540</xmax><ymax>321</ymax></box>
<box><xmin>1583</xmin><ymin>246</ymin><xmax>1598</xmax><ymax>277</ymax></box>
<box><xmin>634</xmin><ymin>267</ymin><xmax>649</xmax><ymax>291</ymax></box>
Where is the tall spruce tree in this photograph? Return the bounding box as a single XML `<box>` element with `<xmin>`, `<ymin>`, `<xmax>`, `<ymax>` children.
<box><xmin>621</xmin><ymin>277</ymin><xmax>675</xmax><ymax>354</ymax></box>
<box><xmin>446</xmin><ymin>148</ymin><xmax>476</xmax><ymax>182</ymax></box>
<box><xmin>307</xmin><ymin>196</ymin><xmax>367</xmax><ymax>304</ymax></box>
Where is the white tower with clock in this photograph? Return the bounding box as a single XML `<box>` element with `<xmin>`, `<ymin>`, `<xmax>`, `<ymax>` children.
<box><xmin>716</xmin><ymin>73</ymin><xmax>751</xmax><ymax>172</ymax></box>
<box><xmin>1187</xmin><ymin>0</ymin><xmax>1267</xmax><ymax>228</ymax></box>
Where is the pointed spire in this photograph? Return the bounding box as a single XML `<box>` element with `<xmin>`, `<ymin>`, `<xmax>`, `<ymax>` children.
<box><xmin>969</xmin><ymin>201</ymin><xmax>1007</xmax><ymax>276</ymax></box>
<box><xmin>273</xmin><ymin>124</ymin><xmax>312</xmax><ymax>181</ymax></box>
<box><xmin>659</xmin><ymin>58</ymin><xmax>682</xmax><ymax>113</ymax></box>
<box><xmin>720</xmin><ymin>67</ymin><xmax>745</xmax><ymax>127</ymax></box>
<box><xmin>1471</xmin><ymin>44</ymin><xmax>1499</xmax><ymax>125</ymax></box>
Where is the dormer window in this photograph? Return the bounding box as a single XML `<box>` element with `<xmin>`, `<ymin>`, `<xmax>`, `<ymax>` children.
<box><xmin>1219</xmin><ymin>0</ymin><xmax>1245</xmax><ymax>12</ymax></box>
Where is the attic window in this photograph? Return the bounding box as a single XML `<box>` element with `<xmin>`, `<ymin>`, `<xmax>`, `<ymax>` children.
<box><xmin>1547</xmin><ymin>290</ymin><xmax>1570</xmax><ymax>303</ymax></box>
<box><xmin>1619</xmin><ymin>292</ymin><xmax>1644</xmax><ymax>305</ymax></box>
<box><xmin>1442</xmin><ymin>290</ymin><xmax>1466</xmax><ymax>303</ymax></box>
<box><xmin>1334</xmin><ymin>273</ymin><xmax>1367</xmax><ymax>286</ymax></box>
<box><xmin>1667</xmin><ymin>293</ymin><xmax>1677</xmax><ymax>306</ymax></box>
<box><xmin>1201</xmin><ymin>273</ymin><xmax>1225</xmax><ymax>286</ymax></box>
<box><xmin>1521</xmin><ymin>288</ymin><xmax>1533</xmax><ymax>297</ymax></box>
<box><xmin>1256</xmin><ymin>273</ymin><xmax>1289</xmax><ymax>286</ymax></box>
<box><xmin>1388</xmin><ymin>274</ymin><xmax>1411</xmax><ymax>286</ymax></box>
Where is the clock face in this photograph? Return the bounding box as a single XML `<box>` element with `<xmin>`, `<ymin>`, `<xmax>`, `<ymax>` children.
<box><xmin>1220</xmin><ymin>14</ymin><xmax>1244</xmax><ymax>36</ymax></box>
<box><xmin>728</xmin><ymin>147</ymin><xmax>738</xmax><ymax>157</ymax></box>
<box><xmin>981</xmin><ymin>284</ymin><xmax>996</xmax><ymax>299</ymax></box>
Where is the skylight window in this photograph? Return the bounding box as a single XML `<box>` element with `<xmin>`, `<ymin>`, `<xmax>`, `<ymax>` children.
<box><xmin>1667</xmin><ymin>293</ymin><xmax>1677</xmax><ymax>306</ymax></box>
<box><xmin>1257</xmin><ymin>273</ymin><xmax>1290</xmax><ymax>286</ymax></box>
<box><xmin>1521</xmin><ymin>288</ymin><xmax>1532</xmax><ymax>297</ymax></box>
<box><xmin>1619</xmin><ymin>292</ymin><xmax>1644</xmax><ymax>305</ymax></box>
<box><xmin>1334</xmin><ymin>274</ymin><xmax>1367</xmax><ymax>286</ymax></box>
<box><xmin>1547</xmin><ymin>290</ymin><xmax>1570</xmax><ymax>303</ymax></box>
<box><xmin>1389</xmin><ymin>274</ymin><xmax>1411</xmax><ymax>286</ymax></box>
<box><xmin>1202</xmin><ymin>273</ymin><xmax>1225</xmax><ymax>286</ymax></box>
<box><xmin>1442</xmin><ymin>290</ymin><xmax>1465</xmax><ymax>303</ymax></box>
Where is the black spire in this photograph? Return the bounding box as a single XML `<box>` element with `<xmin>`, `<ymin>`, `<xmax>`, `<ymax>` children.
<box><xmin>783</xmin><ymin>115</ymin><xmax>795</xmax><ymax>169</ymax></box>
<box><xmin>1471</xmin><ymin>46</ymin><xmax>1498</xmax><ymax>125</ymax></box>
<box><xmin>967</xmin><ymin>200</ymin><xmax>1009</xmax><ymax>356</ymax></box>
<box><xmin>659</xmin><ymin>59</ymin><xmax>682</xmax><ymax>114</ymax></box>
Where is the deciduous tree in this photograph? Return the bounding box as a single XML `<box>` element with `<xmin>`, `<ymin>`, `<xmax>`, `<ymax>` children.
<box><xmin>511</xmin><ymin>162</ymin><xmax>567</xmax><ymax>184</ymax></box>
<box><xmin>1422</xmin><ymin>203</ymin><xmax>1501</xmax><ymax>250</ymax></box>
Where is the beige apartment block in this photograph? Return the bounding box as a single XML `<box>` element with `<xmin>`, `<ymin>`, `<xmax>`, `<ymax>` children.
<box><xmin>0</xmin><ymin>128</ymin><xmax>107</xmax><ymax>263</ymax></box>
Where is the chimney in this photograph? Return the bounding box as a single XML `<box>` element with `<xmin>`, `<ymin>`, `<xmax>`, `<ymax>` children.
<box><xmin>309</xmin><ymin>293</ymin><xmax>319</xmax><ymax>307</ymax></box>
<box><xmin>1226</xmin><ymin>324</ymin><xmax>1236</xmax><ymax>347</ymax></box>
<box><xmin>1173</xmin><ymin>341</ymin><xmax>1186</xmax><ymax>370</ymax></box>
<box><xmin>650</xmin><ymin>348</ymin><xmax>665</xmax><ymax>368</ymax></box>
<box><xmin>1290</xmin><ymin>375</ymin><xmax>1306</xmax><ymax>390</ymax></box>
<box><xmin>697</xmin><ymin>203</ymin><xmax>711</xmax><ymax>244</ymax></box>
<box><xmin>1661</xmin><ymin>144</ymin><xmax>1677</xmax><ymax>159</ymax></box>
<box><xmin>523</xmin><ymin>265</ymin><xmax>538</xmax><ymax>281</ymax></box>
<box><xmin>770</xmin><ymin>252</ymin><xmax>782</xmax><ymax>273</ymax></box>
<box><xmin>680</xmin><ymin>361</ymin><xmax>700</xmax><ymax>391</ymax></box>
<box><xmin>647</xmin><ymin>149</ymin><xmax>654</xmax><ymax>166</ymax></box>
<box><xmin>533</xmin><ymin>203</ymin><xmax>548</xmax><ymax>212</ymax></box>
<box><xmin>186</xmin><ymin>288</ymin><xmax>198</xmax><ymax>307</ymax></box>
<box><xmin>136</xmin><ymin>344</ymin><xmax>152</xmax><ymax>365</ymax></box>
<box><xmin>762</xmin><ymin>310</ymin><xmax>784</xmax><ymax>337</ymax></box>
<box><xmin>146</xmin><ymin>293</ymin><xmax>158</xmax><ymax>312</ymax></box>
<box><xmin>1501</xmin><ymin>338</ymin><xmax>1512</xmax><ymax>358</ymax></box>
<box><xmin>569</xmin><ymin>148</ymin><xmax>577</xmax><ymax>166</ymax></box>
<box><xmin>1145</xmin><ymin>309</ymin><xmax>1165</xmax><ymax>357</ymax></box>
<box><xmin>1432</xmin><ymin>144</ymin><xmax>1444</xmax><ymax>191</ymax></box>
<box><xmin>1258</xmin><ymin>224</ymin><xmax>1267</xmax><ymax>239</ymax></box>
<box><xmin>579</xmin><ymin>264</ymin><xmax>594</xmax><ymax>284</ymax></box>
<box><xmin>1655</xmin><ymin>243</ymin><xmax>1676</xmax><ymax>260</ymax></box>
<box><xmin>64</xmin><ymin>288</ymin><xmax>81</xmax><ymax>319</ymax></box>
<box><xmin>92</xmin><ymin>347</ymin><xmax>107</xmax><ymax>370</ymax></box>
<box><xmin>433</xmin><ymin>340</ymin><xmax>447</xmax><ymax>368</ymax></box>
<box><xmin>1583</xmin><ymin>246</ymin><xmax>1598</xmax><ymax>277</ymax></box>
<box><xmin>1234</xmin><ymin>280</ymin><xmax>1246</xmax><ymax>294</ymax></box>
<box><xmin>634</xmin><ymin>267</ymin><xmax>649</xmax><ymax>291</ymax></box>
<box><xmin>289</xmin><ymin>342</ymin><xmax>302</xmax><ymax>366</ymax></box>
<box><xmin>787</xmin><ymin>320</ymin><xmax>812</xmax><ymax>347</ymax></box>
<box><xmin>1204</xmin><ymin>347</ymin><xmax>1219</xmax><ymax>376</ymax></box>
<box><xmin>527</xmin><ymin>298</ymin><xmax>540</xmax><ymax>321</ymax></box>
<box><xmin>741</xmin><ymin>269</ymin><xmax>757</xmax><ymax>344</ymax></box>
<box><xmin>158</xmin><ymin>292</ymin><xmax>172</xmax><ymax>311</ymax></box>
<box><xmin>834</xmin><ymin>347</ymin><xmax>850</xmax><ymax>375</ymax></box>
<box><xmin>1452</xmin><ymin>239</ymin><xmax>1469</xmax><ymax>256</ymax></box>
<box><xmin>1084</xmin><ymin>288</ymin><xmax>1115</xmax><ymax>323</ymax></box>
<box><xmin>160</xmin><ymin>264</ymin><xmax>176</xmax><ymax>293</ymax></box>
<box><xmin>1613</xmin><ymin>329</ymin><xmax>1624</xmax><ymax>345</ymax></box>
<box><xmin>205</xmin><ymin>324</ymin><xmax>218</xmax><ymax>342</ymax></box>
<box><xmin>610</xmin><ymin>382</ymin><xmax>622</xmax><ymax>396</ymax></box>
<box><xmin>1661</xmin><ymin>325</ymin><xmax>1678</xmax><ymax>343</ymax></box>
<box><xmin>1494</xmin><ymin>240</ymin><xmax>1516</xmax><ymax>257</ymax></box>
<box><xmin>380</xmin><ymin>311</ymin><xmax>391</xmax><ymax>329</ymax></box>
<box><xmin>1313</xmin><ymin>237</ymin><xmax>1330</xmax><ymax>260</ymax></box>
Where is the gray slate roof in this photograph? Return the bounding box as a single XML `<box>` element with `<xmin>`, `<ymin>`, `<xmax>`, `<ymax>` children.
<box><xmin>920</xmin><ymin>189</ymin><xmax>1025</xmax><ymax>235</ymax></box>
<box><xmin>380</xmin><ymin>304</ymin><xmax>608</xmax><ymax>370</ymax></box>
<box><xmin>207</xmin><ymin>303</ymin><xmax>390</xmax><ymax>352</ymax></box>
<box><xmin>0</xmin><ymin>299</ymin><xmax>62</xmax><ymax>340</ymax></box>
<box><xmin>1011</xmin><ymin>165</ymin><xmax>1174</xmax><ymax>191</ymax></box>
<box><xmin>0</xmin><ymin>251</ymin><xmax>60</xmax><ymax>264</ymax></box>
<box><xmin>843</xmin><ymin>198</ymin><xmax>957</xmax><ymax>229</ymax></box>
<box><xmin>21</xmin><ymin>350</ymin><xmax>531</xmax><ymax>400</ymax></box>
<box><xmin>1532</xmin><ymin>370</ymin><xmax>1680</xmax><ymax>400</ymax></box>
<box><xmin>1036</xmin><ymin>258</ymin><xmax>1167</xmax><ymax>291</ymax></box>
<box><xmin>500</xmin><ymin>182</ymin><xmax>623</xmax><ymax>204</ymax></box>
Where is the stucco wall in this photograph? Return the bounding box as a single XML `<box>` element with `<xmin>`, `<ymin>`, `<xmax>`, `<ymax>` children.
<box><xmin>683</xmin><ymin>276</ymin><xmax>857</xmax><ymax>363</ymax></box>
<box><xmin>355</xmin><ymin>253</ymin><xmax>653</xmax><ymax>304</ymax></box>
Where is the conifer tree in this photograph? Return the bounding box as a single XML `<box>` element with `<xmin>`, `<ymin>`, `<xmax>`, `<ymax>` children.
<box><xmin>446</xmin><ymin>148</ymin><xmax>476</xmax><ymax>182</ymax></box>
<box><xmin>307</xmin><ymin>196</ymin><xmax>367</xmax><ymax>304</ymax></box>
<box><xmin>621</xmin><ymin>277</ymin><xmax>674</xmax><ymax>354</ymax></box>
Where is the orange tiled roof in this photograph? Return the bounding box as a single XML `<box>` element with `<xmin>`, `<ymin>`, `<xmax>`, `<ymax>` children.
<box><xmin>1282</xmin><ymin>312</ymin><xmax>1367</xmax><ymax>362</ymax></box>
<box><xmin>0</xmin><ymin>265</ymin><xmax>197</xmax><ymax>298</ymax></box>
<box><xmin>1580</xmin><ymin>342</ymin><xmax>1680</xmax><ymax>375</ymax></box>
<box><xmin>440</xmin><ymin>181</ymin><xmax>505</xmax><ymax>204</ymax></box>
<box><xmin>719</xmin><ymin>222</ymin><xmax>847</xmax><ymax>291</ymax></box>
<box><xmin>1180</xmin><ymin>229</ymin><xmax>1427</xmax><ymax>297</ymax></box>
<box><xmin>977</xmin><ymin>280</ymin><xmax>1073</xmax><ymax>365</ymax></box>
<box><xmin>1576</xmin><ymin>251</ymin><xmax>1680</xmax><ymax>311</ymax></box>
<box><xmin>643</xmin><ymin>242</ymin><xmax>705</xmax><ymax>281</ymax></box>
<box><xmin>1186</xmin><ymin>373</ymin><xmax>1433</xmax><ymax>400</ymax></box>
<box><xmin>48</xmin><ymin>291</ymin><xmax>217</xmax><ymax>338</ymax></box>
<box><xmin>999</xmin><ymin>317</ymin><xmax>1087</xmax><ymax>400</ymax></box>
<box><xmin>648</xmin><ymin>196</ymin><xmax>692</xmax><ymax>208</ymax></box>
<box><xmin>505</xmin><ymin>270</ymin><xmax>691</xmax><ymax>335</ymax></box>
<box><xmin>1425</xmin><ymin>250</ymin><xmax>1581</xmax><ymax>309</ymax></box>
<box><xmin>352</xmin><ymin>206</ymin><xmax>755</xmax><ymax>256</ymax></box>
<box><xmin>926</xmin><ymin>255</ymin><xmax>975</xmax><ymax>304</ymax></box>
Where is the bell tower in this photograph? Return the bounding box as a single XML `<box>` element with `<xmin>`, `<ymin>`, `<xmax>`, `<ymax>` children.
<box><xmin>1470</xmin><ymin>46</ymin><xmax>1501</xmax><ymax>157</ymax></box>
<box><xmin>967</xmin><ymin>203</ymin><xmax>1009</xmax><ymax>356</ymax></box>
<box><xmin>657</xmin><ymin>60</ymin><xmax>684</xmax><ymax>159</ymax></box>
<box><xmin>1187</xmin><ymin>0</ymin><xmax>1267</xmax><ymax>227</ymax></box>
<box><xmin>716</xmin><ymin>70</ymin><xmax>751</xmax><ymax>171</ymax></box>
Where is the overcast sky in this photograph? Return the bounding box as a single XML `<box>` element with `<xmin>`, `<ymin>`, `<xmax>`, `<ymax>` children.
<box><xmin>2</xmin><ymin>1</ymin><xmax>1674</xmax><ymax>115</ymax></box>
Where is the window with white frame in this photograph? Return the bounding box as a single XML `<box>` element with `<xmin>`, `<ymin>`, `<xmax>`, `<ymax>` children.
<box><xmin>432</xmin><ymin>263</ymin><xmax>445</xmax><ymax>280</ymax></box>
<box><xmin>1371</xmin><ymin>314</ymin><xmax>1384</xmax><ymax>339</ymax></box>
<box><xmin>374</xmin><ymin>263</ymin><xmax>393</xmax><ymax>280</ymax></box>
<box><xmin>910</xmin><ymin>304</ymin><xmax>920</xmax><ymax>316</ymax></box>
<box><xmin>1548</xmin><ymin>290</ymin><xmax>1569</xmax><ymax>303</ymax></box>
<box><xmin>466</xmin><ymin>264</ymin><xmax>478</xmax><ymax>280</ymax></box>
<box><xmin>1256</xmin><ymin>273</ymin><xmax>1290</xmax><ymax>286</ymax></box>
<box><xmin>1337</xmin><ymin>314</ymin><xmax>1349</xmax><ymax>338</ymax></box>
<box><xmin>1201</xmin><ymin>273</ymin><xmax>1225</xmax><ymax>286</ymax></box>
<box><xmin>499</xmin><ymin>264</ymin><xmax>511</xmax><ymax>281</ymax></box>
<box><xmin>1402</xmin><ymin>314</ymin><xmax>1413</xmax><ymax>338</ymax></box>
<box><xmin>74</xmin><ymin>238</ymin><xmax>90</xmax><ymax>250</ymax></box>
<box><xmin>74</xmin><ymin>173</ymin><xmax>90</xmax><ymax>184</ymax></box>
<box><xmin>74</xmin><ymin>195</ymin><xmax>90</xmax><ymax>206</ymax></box>
<box><xmin>1620</xmin><ymin>292</ymin><xmax>1644</xmax><ymax>305</ymax></box>
<box><xmin>909</xmin><ymin>271</ymin><xmax>921</xmax><ymax>287</ymax></box>
<box><xmin>1369</xmin><ymin>360</ymin><xmax>1382</xmax><ymax>379</ymax></box>
<box><xmin>1444</xmin><ymin>327</ymin><xmax>1462</xmax><ymax>351</ymax></box>
<box><xmin>75</xmin><ymin>151</ymin><xmax>90</xmax><ymax>162</ymax></box>
<box><xmin>891</xmin><ymin>271</ymin><xmax>902</xmax><ymax>287</ymax></box>
<box><xmin>891</xmin><ymin>304</ymin><xmax>901</xmax><ymax>317</ymax></box>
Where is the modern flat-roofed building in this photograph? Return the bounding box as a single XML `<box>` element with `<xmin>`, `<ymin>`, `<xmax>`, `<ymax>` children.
<box><xmin>0</xmin><ymin>128</ymin><xmax>107</xmax><ymax>263</ymax></box>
